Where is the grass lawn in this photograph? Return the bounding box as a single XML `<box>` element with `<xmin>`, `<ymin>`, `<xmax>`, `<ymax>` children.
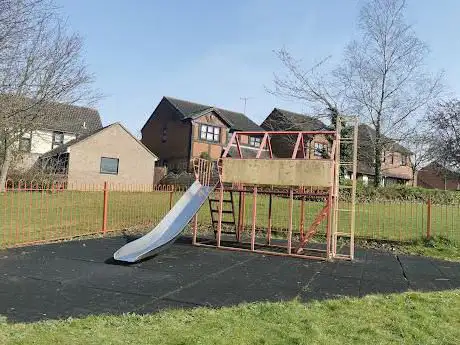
<box><xmin>402</xmin><ymin>237</ymin><xmax>460</xmax><ymax>261</ymax></box>
<box><xmin>1</xmin><ymin>190</ymin><xmax>459</xmax><ymax>247</ymax></box>
<box><xmin>1</xmin><ymin>290</ymin><xmax>459</xmax><ymax>344</ymax></box>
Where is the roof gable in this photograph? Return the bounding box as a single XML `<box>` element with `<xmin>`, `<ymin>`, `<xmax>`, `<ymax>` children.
<box><xmin>41</xmin><ymin>122</ymin><xmax>158</xmax><ymax>160</ymax></box>
<box><xmin>164</xmin><ymin>96</ymin><xmax>264</xmax><ymax>131</ymax></box>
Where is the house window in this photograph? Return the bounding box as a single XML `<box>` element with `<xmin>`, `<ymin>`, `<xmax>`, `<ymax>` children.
<box><xmin>390</xmin><ymin>153</ymin><xmax>394</xmax><ymax>164</ymax></box>
<box><xmin>200</xmin><ymin>125</ymin><xmax>220</xmax><ymax>142</ymax></box>
<box><xmin>314</xmin><ymin>142</ymin><xmax>327</xmax><ymax>157</ymax></box>
<box><xmin>249</xmin><ymin>136</ymin><xmax>262</xmax><ymax>147</ymax></box>
<box><xmin>19</xmin><ymin>136</ymin><xmax>31</xmax><ymax>152</ymax></box>
<box><xmin>401</xmin><ymin>155</ymin><xmax>408</xmax><ymax>166</ymax></box>
<box><xmin>100</xmin><ymin>157</ymin><xmax>119</xmax><ymax>175</ymax></box>
<box><xmin>382</xmin><ymin>151</ymin><xmax>386</xmax><ymax>162</ymax></box>
<box><xmin>52</xmin><ymin>131</ymin><xmax>64</xmax><ymax>149</ymax></box>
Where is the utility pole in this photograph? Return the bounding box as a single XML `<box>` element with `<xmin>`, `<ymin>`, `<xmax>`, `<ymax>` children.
<box><xmin>240</xmin><ymin>97</ymin><xmax>253</xmax><ymax>115</ymax></box>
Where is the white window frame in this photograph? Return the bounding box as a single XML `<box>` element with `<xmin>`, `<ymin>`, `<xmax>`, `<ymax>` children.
<box><xmin>100</xmin><ymin>157</ymin><xmax>119</xmax><ymax>175</ymax></box>
<box><xmin>200</xmin><ymin>124</ymin><xmax>220</xmax><ymax>143</ymax></box>
<box><xmin>249</xmin><ymin>136</ymin><xmax>262</xmax><ymax>147</ymax></box>
<box><xmin>52</xmin><ymin>131</ymin><xmax>64</xmax><ymax>149</ymax></box>
<box><xmin>314</xmin><ymin>142</ymin><xmax>327</xmax><ymax>157</ymax></box>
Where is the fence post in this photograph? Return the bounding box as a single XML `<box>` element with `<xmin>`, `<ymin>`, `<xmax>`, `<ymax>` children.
<box><xmin>169</xmin><ymin>186</ymin><xmax>174</xmax><ymax>210</ymax></box>
<box><xmin>102</xmin><ymin>181</ymin><xmax>108</xmax><ymax>234</ymax></box>
<box><xmin>426</xmin><ymin>197</ymin><xmax>432</xmax><ymax>239</ymax></box>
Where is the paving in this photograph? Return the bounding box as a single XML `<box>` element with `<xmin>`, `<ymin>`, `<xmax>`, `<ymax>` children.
<box><xmin>0</xmin><ymin>236</ymin><xmax>459</xmax><ymax>322</ymax></box>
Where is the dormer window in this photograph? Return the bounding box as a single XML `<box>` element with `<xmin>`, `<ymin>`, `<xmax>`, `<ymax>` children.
<box><xmin>52</xmin><ymin>131</ymin><xmax>64</xmax><ymax>149</ymax></box>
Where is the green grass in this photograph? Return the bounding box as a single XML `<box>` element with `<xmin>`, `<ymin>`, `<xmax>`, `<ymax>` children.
<box><xmin>1</xmin><ymin>290</ymin><xmax>459</xmax><ymax>344</ymax></box>
<box><xmin>0</xmin><ymin>190</ymin><xmax>459</xmax><ymax>247</ymax></box>
<box><xmin>402</xmin><ymin>237</ymin><xmax>460</xmax><ymax>261</ymax></box>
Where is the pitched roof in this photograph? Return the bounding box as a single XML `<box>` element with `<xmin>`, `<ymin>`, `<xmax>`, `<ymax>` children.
<box><xmin>0</xmin><ymin>94</ymin><xmax>102</xmax><ymax>134</ymax></box>
<box><xmin>40</xmin><ymin>122</ymin><xmax>158</xmax><ymax>160</ymax></box>
<box><xmin>261</xmin><ymin>108</ymin><xmax>327</xmax><ymax>131</ymax></box>
<box><xmin>164</xmin><ymin>96</ymin><xmax>264</xmax><ymax>131</ymax></box>
<box><xmin>358</xmin><ymin>124</ymin><xmax>412</xmax><ymax>155</ymax></box>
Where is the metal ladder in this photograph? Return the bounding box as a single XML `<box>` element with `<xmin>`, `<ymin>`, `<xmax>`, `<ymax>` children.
<box><xmin>331</xmin><ymin>116</ymin><xmax>359</xmax><ymax>260</ymax></box>
<box><xmin>209</xmin><ymin>191</ymin><xmax>238</xmax><ymax>235</ymax></box>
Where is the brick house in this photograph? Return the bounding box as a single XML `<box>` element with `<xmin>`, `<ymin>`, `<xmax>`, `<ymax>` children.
<box><xmin>261</xmin><ymin>108</ymin><xmax>413</xmax><ymax>186</ymax></box>
<box><xmin>39</xmin><ymin>122</ymin><xmax>158</xmax><ymax>189</ymax></box>
<box><xmin>417</xmin><ymin>162</ymin><xmax>460</xmax><ymax>190</ymax></box>
<box><xmin>141</xmin><ymin>96</ymin><xmax>268</xmax><ymax>171</ymax></box>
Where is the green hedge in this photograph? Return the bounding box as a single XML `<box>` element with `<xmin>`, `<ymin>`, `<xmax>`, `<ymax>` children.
<box><xmin>342</xmin><ymin>184</ymin><xmax>460</xmax><ymax>204</ymax></box>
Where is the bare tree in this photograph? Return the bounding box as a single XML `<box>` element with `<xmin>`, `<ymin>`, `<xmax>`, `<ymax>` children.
<box><xmin>0</xmin><ymin>0</ymin><xmax>99</xmax><ymax>191</ymax></box>
<box><xmin>402</xmin><ymin>130</ymin><xmax>433</xmax><ymax>186</ymax></box>
<box><xmin>271</xmin><ymin>0</ymin><xmax>442</xmax><ymax>187</ymax></box>
<box><xmin>425</xmin><ymin>99</ymin><xmax>460</xmax><ymax>171</ymax></box>
<box><xmin>336</xmin><ymin>0</ymin><xmax>442</xmax><ymax>186</ymax></box>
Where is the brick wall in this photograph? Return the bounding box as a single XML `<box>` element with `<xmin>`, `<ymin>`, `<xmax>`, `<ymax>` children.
<box><xmin>141</xmin><ymin>99</ymin><xmax>191</xmax><ymax>168</ymax></box>
<box><xmin>67</xmin><ymin>124</ymin><xmax>156</xmax><ymax>190</ymax></box>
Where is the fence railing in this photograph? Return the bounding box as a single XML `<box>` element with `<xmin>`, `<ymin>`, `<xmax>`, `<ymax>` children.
<box><xmin>0</xmin><ymin>181</ymin><xmax>459</xmax><ymax>248</ymax></box>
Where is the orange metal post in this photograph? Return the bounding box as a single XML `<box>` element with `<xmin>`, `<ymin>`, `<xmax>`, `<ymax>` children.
<box><xmin>326</xmin><ymin>186</ymin><xmax>333</xmax><ymax>259</ymax></box>
<box><xmin>251</xmin><ymin>187</ymin><xmax>257</xmax><ymax>251</ymax></box>
<box><xmin>299</xmin><ymin>193</ymin><xmax>305</xmax><ymax>241</ymax></box>
<box><xmin>267</xmin><ymin>193</ymin><xmax>272</xmax><ymax>245</ymax></box>
<box><xmin>169</xmin><ymin>189</ymin><xmax>174</xmax><ymax>210</ymax></box>
<box><xmin>192</xmin><ymin>215</ymin><xmax>198</xmax><ymax>245</ymax></box>
<box><xmin>426</xmin><ymin>197</ymin><xmax>432</xmax><ymax>239</ymax></box>
<box><xmin>287</xmin><ymin>189</ymin><xmax>293</xmax><ymax>254</ymax></box>
<box><xmin>102</xmin><ymin>181</ymin><xmax>109</xmax><ymax>234</ymax></box>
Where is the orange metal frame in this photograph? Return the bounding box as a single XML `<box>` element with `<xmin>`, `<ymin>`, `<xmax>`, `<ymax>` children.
<box><xmin>193</xmin><ymin>129</ymin><xmax>339</xmax><ymax>261</ymax></box>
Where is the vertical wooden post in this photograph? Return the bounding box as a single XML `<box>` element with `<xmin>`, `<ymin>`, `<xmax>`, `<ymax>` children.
<box><xmin>251</xmin><ymin>187</ymin><xmax>257</xmax><ymax>251</ymax></box>
<box><xmin>267</xmin><ymin>193</ymin><xmax>272</xmax><ymax>245</ymax></box>
<box><xmin>287</xmin><ymin>189</ymin><xmax>293</xmax><ymax>254</ymax></box>
<box><xmin>427</xmin><ymin>197</ymin><xmax>432</xmax><ymax>239</ymax></box>
<box><xmin>326</xmin><ymin>186</ymin><xmax>333</xmax><ymax>259</ymax></box>
<box><xmin>102</xmin><ymin>181</ymin><xmax>108</xmax><ymax>234</ymax></box>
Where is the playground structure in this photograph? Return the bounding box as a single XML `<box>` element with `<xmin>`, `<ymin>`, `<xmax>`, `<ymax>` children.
<box><xmin>114</xmin><ymin>116</ymin><xmax>358</xmax><ymax>263</ymax></box>
<box><xmin>191</xmin><ymin>115</ymin><xmax>359</xmax><ymax>261</ymax></box>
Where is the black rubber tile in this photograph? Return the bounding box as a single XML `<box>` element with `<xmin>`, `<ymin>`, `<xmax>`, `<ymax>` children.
<box><xmin>360</xmin><ymin>278</ymin><xmax>409</xmax><ymax>297</ymax></box>
<box><xmin>300</xmin><ymin>274</ymin><xmax>361</xmax><ymax>301</ymax></box>
<box><xmin>408</xmin><ymin>277</ymin><xmax>455</xmax><ymax>292</ymax></box>
<box><xmin>166</xmin><ymin>255</ymin><xmax>322</xmax><ymax>307</ymax></box>
<box><xmin>319</xmin><ymin>261</ymin><xmax>364</xmax><ymax>279</ymax></box>
<box><xmin>0</xmin><ymin>276</ymin><xmax>148</xmax><ymax>322</ymax></box>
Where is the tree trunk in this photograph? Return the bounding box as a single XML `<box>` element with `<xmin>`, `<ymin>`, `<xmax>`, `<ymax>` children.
<box><xmin>0</xmin><ymin>147</ymin><xmax>12</xmax><ymax>193</ymax></box>
<box><xmin>374</xmin><ymin>124</ymin><xmax>382</xmax><ymax>187</ymax></box>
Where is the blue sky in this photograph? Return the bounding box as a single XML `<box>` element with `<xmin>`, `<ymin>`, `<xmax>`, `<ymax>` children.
<box><xmin>56</xmin><ymin>0</ymin><xmax>460</xmax><ymax>134</ymax></box>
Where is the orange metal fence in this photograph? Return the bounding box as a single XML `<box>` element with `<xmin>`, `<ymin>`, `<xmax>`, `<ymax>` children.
<box><xmin>1</xmin><ymin>180</ymin><xmax>459</xmax><ymax>248</ymax></box>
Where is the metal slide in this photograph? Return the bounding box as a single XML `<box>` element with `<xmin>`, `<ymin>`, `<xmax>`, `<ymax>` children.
<box><xmin>113</xmin><ymin>180</ymin><xmax>215</xmax><ymax>263</ymax></box>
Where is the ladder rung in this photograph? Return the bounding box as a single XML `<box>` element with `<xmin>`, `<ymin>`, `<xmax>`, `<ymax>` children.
<box><xmin>339</xmin><ymin>185</ymin><xmax>353</xmax><ymax>189</ymax></box>
<box><xmin>340</xmin><ymin>162</ymin><xmax>354</xmax><ymax>166</ymax></box>
<box><xmin>337</xmin><ymin>209</ymin><xmax>351</xmax><ymax>212</ymax></box>
<box><xmin>212</xmin><ymin>220</ymin><xmax>236</xmax><ymax>225</ymax></box>
<box><xmin>209</xmin><ymin>199</ymin><xmax>233</xmax><ymax>203</ymax></box>
<box><xmin>210</xmin><ymin>209</ymin><xmax>234</xmax><ymax>214</ymax></box>
<box><xmin>214</xmin><ymin>231</ymin><xmax>237</xmax><ymax>235</ymax></box>
<box><xmin>334</xmin><ymin>254</ymin><xmax>352</xmax><ymax>260</ymax></box>
<box><xmin>335</xmin><ymin>232</ymin><xmax>351</xmax><ymax>237</ymax></box>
